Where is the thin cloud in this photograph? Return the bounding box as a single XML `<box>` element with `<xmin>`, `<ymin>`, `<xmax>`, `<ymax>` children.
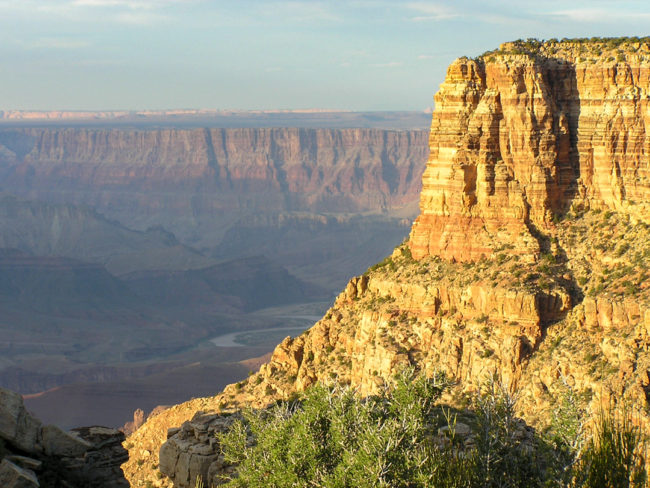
<box><xmin>115</xmin><ymin>10</ymin><xmax>168</xmax><ymax>23</ymax></box>
<box><xmin>417</xmin><ymin>54</ymin><xmax>433</xmax><ymax>59</ymax></box>
<box><xmin>550</xmin><ymin>8</ymin><xmax>650</xmax><ymax>23</ymax></box>
<box><xmin>9</xmin><ymin>36</ymin><xmax>91</xmax><ymax>50</ymax></box>
<box><xmin>406</xmin><ymin>2</ymin><xmax>459</xmax><ymax>21</ymax></box>
<box><xmin>405</xmin><ymin>2</ymin><xmax>541</xmax><ymax>26</ymax></box>
<box><xmin>255</xmin><ymin>2</ymin><xmax>342</xmax><ymax>23</ymax></box>
<box><xmin>72</xmin><ymin>0</ymin><xmax>179</xmax><ymax>8</ymax></box>
<box><xmin>73</xmin><ymin>0</ymin><xmax>147</xmax><ymax>7</ymax></box>
<box><xmin>72</xmin><ymin>0</ymin><xmax>180</xmax><ymax>23</ymax></box>
<box><xmin>0</xmin><ymin>0</ymin><xmax>182</xmax><ymax>23</ymax></box>
<box><xmin>372</xmin><ymin>61</ymin><xmax>403</xmax><ymax>68</ymax></box>
<box><xmin>32</xmin><ymin>37</ymin><xmax>90</xmax><ymax>49</ymax></box>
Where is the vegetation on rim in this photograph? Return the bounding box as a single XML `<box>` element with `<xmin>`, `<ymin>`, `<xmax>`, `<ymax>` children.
<box><xmin>208</xmin><ymin>371</ymin><xmax>647</xmax><ymax>488</ymax></box>
<box><xmin>477</xmin><ymin>36</ymin><xmax>650</xmax><ymax>63</ymax></box>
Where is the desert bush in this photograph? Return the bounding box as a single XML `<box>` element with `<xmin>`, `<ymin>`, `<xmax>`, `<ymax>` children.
<box><xmin>215</xmin><ymin>373</ymin><xmax>647</xmax><ymax>488</ymax></box>
<box><xmin>217</xmin><ymin>372</ymin><xmax>570</xmax><ymax>487</ymax></box>
<box><xmin>574</xmin><ymin>407</ymin><xmax>647</xmax><ymax>487</ymax></box>
<box><xmin>217</xmin><ymin>370</ymin><xmax>457</xmax><ymax>487</ymax></box>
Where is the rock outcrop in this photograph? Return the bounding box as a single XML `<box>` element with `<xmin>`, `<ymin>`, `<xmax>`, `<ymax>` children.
<box><xmin>409</xmin><ymin>40</ymin><xmax>650</xmax><ymax>262</ymax></box>
<box><xmin>0</xmin><ymin>387</ymin><xmax>129</xmax><ymax>487</ymax></box>
<box><xmin>122</xmin><ymin>39</ymin><xmax>650</xmax><ymax>488</ymax></box>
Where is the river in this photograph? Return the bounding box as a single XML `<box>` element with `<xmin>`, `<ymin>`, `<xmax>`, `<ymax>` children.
<box><xmin>210</xmin><ymin>315</ymin><xmax>322</xmax><ymax>348</ymax></box>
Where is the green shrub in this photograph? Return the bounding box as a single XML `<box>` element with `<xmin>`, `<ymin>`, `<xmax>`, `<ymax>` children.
<box><xmin>616</xmin><ymin>243</ymin><xmax>631</xmax><ymax>257</ymax></box>
<box><xmin>480</xmin><ymin>348</ymin><xmax>494</xmax><ymax>358</ymax></box>
<box><xmin>217</xmin><ymin>370</ymin><xmax>454</xmax><ymax>487</ymax></box>
<box><xmin>547</xmin><ymin>386</ymin><xmax>586</xmax><ymax>484</ymax></box>
<box><xmin>214</xmin><ymin>374</ymin><xmax>648</xmax><ymax>488</ymax></box>
<box><xmin>574</xmin><ymin>407</ymin><xmax>647</xmax><ymax>487</ymax></box>
<box><xmin>217</xmin><ymin>372</ymin><xmax>572</xmax><ymax>487</ymax></box>
<box><xmin>400</xmin><ymin>246</ymin><xmax>414</xmax><ymax>262</ymax></box>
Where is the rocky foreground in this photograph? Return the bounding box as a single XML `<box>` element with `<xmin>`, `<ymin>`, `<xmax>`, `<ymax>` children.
<box><xmin>121</xmin><ymin>38</ymin><xmax>650</xmax><ymax>487</ymax></box>
<box><xmin>0</xmin><ymin>387</ymin><xmax>128</xmax><ymax>487</ymax></box>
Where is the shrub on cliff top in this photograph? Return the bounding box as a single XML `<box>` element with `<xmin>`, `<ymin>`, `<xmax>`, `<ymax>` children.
<box><xmin>213</xmin><ymin>372</ymin><xmax>647</xmax><ymax>487</ymax></box>
<box><xmin>216</xmin><ymin>371</ymin><xmax>563</xmax><ymax>488</ymax></box>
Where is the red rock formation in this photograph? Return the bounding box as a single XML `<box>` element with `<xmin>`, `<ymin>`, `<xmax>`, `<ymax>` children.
<box><xmin>409</xmin><ymin>43</ymin><xmax>650</xmax><ymax>262</ymax></box>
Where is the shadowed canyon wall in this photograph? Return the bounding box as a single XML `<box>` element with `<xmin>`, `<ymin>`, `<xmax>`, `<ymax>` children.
<box><xmin>0</xmin><ymin>128</ymin><xmax>428</xmax><ymax>249</ymax></box>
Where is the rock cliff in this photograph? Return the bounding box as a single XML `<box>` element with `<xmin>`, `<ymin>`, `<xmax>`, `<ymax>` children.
<box><xmin>0</xmin><ymin>128</ymin><xmax>427</xmax><ymax>244</ymax></box>
<box><xmin>125</xmin><ymin>39</ymin><xmax>650</xmax><ymax>488</ymax></box>
<box><xmin>409</xmin><ymin>40</ymin><xmax>650</xmax><ymax>262</ymax></box>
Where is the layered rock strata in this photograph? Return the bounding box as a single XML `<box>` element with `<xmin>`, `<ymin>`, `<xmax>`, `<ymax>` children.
<box><xmin>0</xmin><ymin>128</ymin><xmax>428</xmax><ymax>246</ymax></box>
<box><xmin>409</xmin><ymin>41</ymin><xmax>650</xmax><ymax>262</ymax></box>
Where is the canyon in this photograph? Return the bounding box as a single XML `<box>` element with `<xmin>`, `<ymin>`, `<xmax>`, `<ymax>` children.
<box><xmin>0</xmin><ymin>126</ymin><xmax>428</xmax><ymax>286</ymax></box>
<box><xmin>120</xmin><ymin>39</ymin><xmax>650</xmax><ymax>488</ymax></box>
<box><xmin>0</xmin><ymin>122</ymin><xmax>429</xmax><ymax>430</ymax></box>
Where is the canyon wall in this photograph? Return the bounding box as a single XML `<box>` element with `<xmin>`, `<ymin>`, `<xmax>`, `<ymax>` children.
<box><xmin>131</xmin><ymin>40</ymin><xmax>650</xmax><ymax>488</ymax></box>
<box><xmin>0</xmin><ymin>128</ymin><xmax>428</xmax><ymax>247</ymax></box>
<box><xmin>409</xmin><ymin>42</ymin><xmax>650</xmax><ymax>262</ymax></box>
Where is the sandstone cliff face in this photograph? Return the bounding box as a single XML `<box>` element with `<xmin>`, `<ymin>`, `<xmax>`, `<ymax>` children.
<box><xmin>409</xmin><ymin>43</ymin><xmax>650</xmax><ymax>262</ymax></box>
<box><xmin>127</xmin><ymin>40</ymin><xmax>650</xmax><ymax>488</ymax></box>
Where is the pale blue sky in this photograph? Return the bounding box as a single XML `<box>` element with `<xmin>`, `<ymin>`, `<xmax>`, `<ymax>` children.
<box><xmin>2</xmin><ymin>0</ymin><xmax>650</xmax><ymax>111</ymax></box>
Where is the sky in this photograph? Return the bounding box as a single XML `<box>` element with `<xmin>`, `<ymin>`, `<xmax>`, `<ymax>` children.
<box><xmin>2</xmin><ymin>0</ymin><xmax>650</xmax><ymax>111</ymax></box>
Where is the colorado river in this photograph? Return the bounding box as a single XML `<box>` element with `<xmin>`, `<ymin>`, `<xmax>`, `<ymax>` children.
<box><xmin>210</xmin><ymin>315</ymin><xmax>322</xmax><ymax>348</ymax></box>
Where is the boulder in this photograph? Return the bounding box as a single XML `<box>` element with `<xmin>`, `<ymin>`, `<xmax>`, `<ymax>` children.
<box><xmin>0</xmin><ymin>459</ymin><xmax>39</xmax><ymax>488</ymax></box>
<box><xmin>0</xmin><ymin>387</ymin><xmax>129</xmax><ymax>487</ymax></box>
<box><xmin>70</xmin><ymin>426</ymin><xmax>129</xmax><ymax>488</ymax></box>
<box><xmin>0</xmin><ymin>388</ymin><xmax>42</xmax><ymax>454</ymax></box>
<box><xmin>42</xmin><ymin>424</ymin><xmax>92</xmax><ymax>457</ymax></box>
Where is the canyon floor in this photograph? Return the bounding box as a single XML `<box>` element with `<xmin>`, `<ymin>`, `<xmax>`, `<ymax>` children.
<box><xmin>23</xmin><ymin>301</ymin><xmax>330</xmax><ymax>429</ymax></box>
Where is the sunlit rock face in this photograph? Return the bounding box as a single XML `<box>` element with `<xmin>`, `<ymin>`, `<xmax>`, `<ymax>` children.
<box><xmin>409</xmin><ymin>42</ymin><xmax>650</xmax><ymax>262</ymax></box>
